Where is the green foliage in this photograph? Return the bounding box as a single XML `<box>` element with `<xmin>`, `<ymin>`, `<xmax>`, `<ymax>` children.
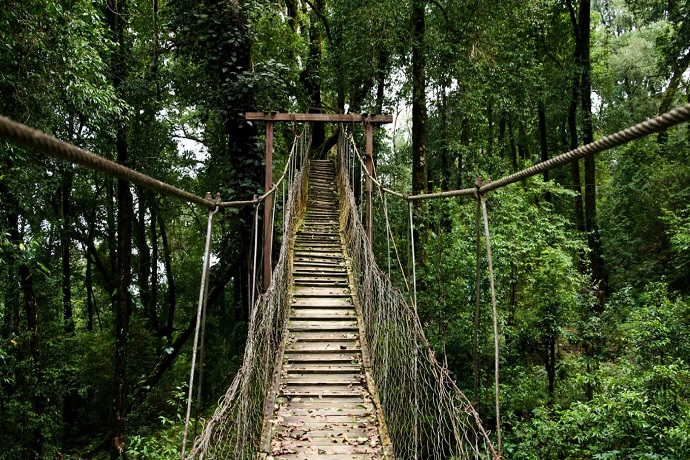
<box><xmin>506</xmin><ymin>283</ymin><xmax>690</xmax><ymax>459</ymax></box>
<box><xmin>127</xmin><ymin>385</ymin><xmax>189</xmax><ymax>460</ymax></box>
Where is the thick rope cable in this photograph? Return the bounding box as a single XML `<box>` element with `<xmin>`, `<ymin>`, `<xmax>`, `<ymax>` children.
<box><xmin>181</xmin><ymin>201</ymin><xmax>218</xmax><ymax>459</ymax></box>
<box><xmin>479</xmin><ymin>192</ymin><xmax>502</xmax><ymax>459</ymax></box>
<box><xmin>0</xmin><ymin>115</ymin><xmax>219</xmax><ymax>208</ymax></box>
<box><xmin>0</xmin><ymin>114</ymin><xmax>306</xmax><ymax>209</ymax></box>
<box><xmin>478</xmin><ymin>102</ymin><xmax>690</xmax><ymax>194</ymax></box>
<box><xmin>346</xmin><ymin>103</ymin><xmax>690</xmax><ymax>201</ymax></box>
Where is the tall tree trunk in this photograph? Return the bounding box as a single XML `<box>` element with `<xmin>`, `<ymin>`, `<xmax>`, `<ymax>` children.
<box><xmin>567</xmin><ymin>0</ymin><xmax>585</xmax><ymax>237</ymax></box>
<box><xmin>538</xmin><ymin>99</ymin><xmax>549</xmax><ymax>181</ymax></box>
<box><xmin>86</xmin><ymin>257</ymin><xmax>95</xmax><ymax>331</ymax></box>
<box><xmin>517</xmin><ymin>120</ymin><xmax>529</xmax><ymax>161</ymax></box>
<box><xmin>375</xmin><ymin>49</ymin><xmax>388</xmax><ymax>114</ymax></box>
<box><xmin>498</xmin><ymin>112</ymin><xmax>507</xmax><ymax>158</ymax></box>
<box><xmin>656</xmin><ymin>54</ymin><xmax>690</xmax><ymax>145</ymax></box>
<box><xmin>508</xmin><ymin>119</ymin><xmax>518</xmax><ymax>172</ymax></box>
<box><xmin>437</xmin><ymin>90</ymin><xmax>450</xmax><ymax>191</ymax></box>
<box><xmin>285</xmin><ymin>0</ymin><xmax>299</xmax><ymax>32</ymax></box>
<box><xmin>134</xmin><ymin>188</ymin><xmax>152</xmax><ymax>326</ymax></box>
<box><xmin>579</xmin><ymin>0</ymin><xmax>607</xmax><ymax>299</ymax></box>
<box><xmin>411</xmin><ymin>0</ymin><xmax>428</xmax><ymax>201</ymax></box>
<box><xmin>150</xmin><ymin>207</ymin><xmax>159</xmax><ymax>332</ymax></box>
<box><xmin>538</xmin><ymin>98</ymin><xmax>552</xmax><ymax>203</ymax></box>
<box><xmin>159</xmin><ymin>216</ymin><xmax>176</xmax><ymax>341</ymax></box>
<box><xmin>61</xmin><ymin>169</ymin><xmax>74</xmax><ymax>332</ymax></box>
<box><xmin>303</xmin><ymin>0</ymin><xmax>325</xmax><ymax>154</ymax></box>
<box><xmin>3</xmin><ymin>167</ymin><xmax>44</xmax><ymax>454</ymax></box>
<box><xmin>107</xmin><ymin>0</ymin><xmax>132</xmax><ymax>456</ymax></box>
<box><xmin>487</xmin><ymin>100</ymin><xmax>494</xmax><ymax>157</ymax></box>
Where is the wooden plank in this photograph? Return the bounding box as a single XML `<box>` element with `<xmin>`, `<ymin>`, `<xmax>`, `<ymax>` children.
<box><xmin>246</xmin><ymin>112</ymin><xmax>392</xmax><ymax>123</ymax></box>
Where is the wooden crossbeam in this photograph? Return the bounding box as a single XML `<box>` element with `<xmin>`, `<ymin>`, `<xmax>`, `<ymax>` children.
<box><xmin>245</xmin><ymin>112</ymin><xmax>393</xmax><ymax>123</ymax></box>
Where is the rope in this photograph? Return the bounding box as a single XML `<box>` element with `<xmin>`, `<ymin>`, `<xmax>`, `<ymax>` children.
<box><xmin>336</xmin><ymin>136</ymin><xmax>498</xmax><ymax>460</ymax></box>
<box><xmin>344</xmin><ymin>103</ymin><xmax>690</xmax><ymax>202</ymax></box>
<box><xmin>181</xmin><ymin>200</ymin><xmax>218</xmax><ymax>459</ymax></box>
<box><xmin>0</xmin><ymin>115</ymin><xmax>218</xmax><ymax>209</ymax></box>
<box><xmin>479</xmin><ymin>102</ymin><xmax>690</xmax><ymax>194</ymax></box>
<box><xmin>474</xmin><ymin>199</ymin><xmax>481</xmax><ymax>406</ymax></box>
<box><xmin>479</xmin><ymin>192</ymin><xmax>502</xmax><ymax>459</ymax></box>
<box><xmin>408</xmin><ymin>202</ymin><xmax>418</xmax><ymax>313</ymax></box>
<box><xmin>0</xmin><ymin>114</ymin><xmax>308</xmax><ymax>210</ymax></box>
<box><xmin>188</xmin><ymin>132</ymin><xmax>311</xmax><ymax>460</ymax></box>
<box><xmin>251</xmin><ymin>202</ymin><xmax>260</xmax><ymax>310</ymax></box>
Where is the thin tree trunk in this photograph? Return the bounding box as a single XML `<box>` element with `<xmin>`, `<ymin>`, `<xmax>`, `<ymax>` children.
<box><xmin>538</xmin><ymin>99</ymin><xmax>549</xmax><ymax>180</ymax></box>
<box><xmin>517</xmin><ymin>120</ymin><xmax>529</xmax><ymax>161</ymax></box>
<box><xmin>508</xmin><ymin>119</ymin><xmax>518</xmax><ymax>172</ymax></box>
<box><xmin>411</xmin><ymin>0</ymin><xmax>428</xmax><ymax>201</ymax></box>
<box><xmin>487</xmin><ymin>100</ymin><xmax>494</xmax><ymax>157</ymax></box>
<box><xmin>4</xmin><ymin>174</ymin><xmax>44</xmax><ymax>454</ymax></box>
<box><xmin>159</xmin><ymin>216</ymin><xmax>176</xmax><ymax>340</ymax></box>
<box><xmin>107</xmin><ymin>0</ymin><xmax>131</xmax><ymax>455</ymax></box>
<box><xmin>86</xmin><ymin>256</ymin><xmax>95</xmax><ymax>331</ymax></box>
<box><xmin>61</xmin><ymin>169</ymin><xmax>74</xmax><ymax>332</ymax></box>
<box><xmin>134</xmin><ymin>188</ymin><xmax>152</xmax><ymax>326</ymax></box>
<box><xmin>375</xmin><ymin>49</ymin><xmax>388</xmax><ymax>114</ymax></box>
<box><xmin>538</xmin><ymin>98</ymin><xmax>552</xmax><ymax>202</ymax></box>
<box><xmin>303</xmin><ymin>0</ymin><xmax>325</xmax><ymax>154</ymax></box>
<box><xmin>656</xmin><ymin>54</ymin><xmax>690</xmax><ymax>145</ymax></box>
<box><xmin>150</xmin><ymin>207</ymin><xmax>159</xmax><ymax>332</ymax></box>
<box><xmin>567</xmin><ymin>0</ymin><xmax>585</xmax><ymax>238</ymax></box>
<box><xmin>579</xmin><ymin>0</ymin><xmax>607</xmax><ymax>299</ymax></box>
<box><xmin>438</xmin><ymin>90</ymin><xmax>450</xmax><ymax>191</ymax></box>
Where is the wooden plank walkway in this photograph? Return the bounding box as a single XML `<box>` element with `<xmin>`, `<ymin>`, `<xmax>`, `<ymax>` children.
<box><xmin>264</xmin><ymin>160</ymin><xmax>386</xmax><ymax>459</ymax></box>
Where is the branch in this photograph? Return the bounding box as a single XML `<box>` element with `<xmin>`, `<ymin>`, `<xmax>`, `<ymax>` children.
<box><xmin>540</xmin><ymin>32</ymin><xmax>564</xmax><ymax>70</ymax></box>
<box><xmin>127</xmin><ymin>259</ymin><xmax>239</xmax><ymax>411</ymax></box>
<box><xmin>303</xmin><ymin>0</ymin><xmax>333</xmax><ymax>45</ymax></box>
<box><xmin>426</xmin><ymin>0</ymin><xmax>467</xmax><ymax>43</ymax></box>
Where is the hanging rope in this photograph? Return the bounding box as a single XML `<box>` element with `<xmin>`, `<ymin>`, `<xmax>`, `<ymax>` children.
<box><xmin>473</xmin><ymin>198</ymin><xmax>482</xmax><ymax>407</ymax></box>
<box><xmin>408</xmin><ymin>202</ymin><xmax>418</xmax><ymax>313</ymax></box>
<box><xmin>181</xmin><ymin>197</ymin><xmax>219</xmax><ymax>459</ymax></box>
<box><xmin>336</xmin><ymin>135</ymin><xmax>497</xmax><ymax>460</ymax></box>
<box><xmin>192</xmin><ymin>195</ymin><xmax>221</xmax><ymax>442</ymax></box>
<box><xmin>188</xmin><ymin>126</ymin><xmax>312</xmax><ymax>460</ymax></box>
<box><xmin>251</xmin><ymin>201</ymin><xmax>260</xmax><ymax>310</ymax></box>
<box><xmin>477</xmin><ymin>187</ymin><xmax>502</xmax><ymax>459</ymax></box>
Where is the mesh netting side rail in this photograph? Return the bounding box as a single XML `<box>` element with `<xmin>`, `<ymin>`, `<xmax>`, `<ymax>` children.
<box><xmin>335</xmin><ymin>145</ymin><xmax>498</xmax><ymax>460</ymax></box>
<box><xmin>188</xmin><ymin>147</ymin><xmax>311</xmax><ymax>459</ymax></box>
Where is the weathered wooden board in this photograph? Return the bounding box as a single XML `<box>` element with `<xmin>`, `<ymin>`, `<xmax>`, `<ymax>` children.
<box><xmin>264</xmin><ymin>160</ymin><xmax>384</xmax><ymax>459</ymax></box>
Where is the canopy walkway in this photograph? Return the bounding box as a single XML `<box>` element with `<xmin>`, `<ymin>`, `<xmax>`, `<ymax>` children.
<box><xmin>1</xmin><ymin>103</ymin><xmax>689</xmax><ymax>460</ymax></box>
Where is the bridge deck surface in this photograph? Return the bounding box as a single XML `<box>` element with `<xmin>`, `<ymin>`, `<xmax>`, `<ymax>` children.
<box><xmin>265</xmin><ymin>160</ymin><xmax>384</xmax><ymax>459</ymax></box>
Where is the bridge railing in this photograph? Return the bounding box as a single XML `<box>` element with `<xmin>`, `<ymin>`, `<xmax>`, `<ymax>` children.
<box><xmin>336</xmin><ymin>133</ymin><xmax>498</xmax><ymax>460</ymax></box>
<box><xmin>188</xmin><ymin>130</ymin><xmax>312</xmax><ymax>460</ymax></box>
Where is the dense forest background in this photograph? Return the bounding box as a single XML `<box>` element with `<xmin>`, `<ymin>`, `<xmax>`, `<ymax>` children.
<box><xmin>1</xmin><ymin>0</ymin><xmax>689</xmax><ymax>458</ymax></box>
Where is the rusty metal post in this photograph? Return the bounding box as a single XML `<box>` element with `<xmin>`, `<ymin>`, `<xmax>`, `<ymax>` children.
<box><xmin>263</xmin><ymin>121</ymin><xmax>274</xmax><ymax>291</ymax></box>
<box><xmin>365</xmin><ymin>121</ymin><xmax>374</xmax><ymax>244</ymax></box>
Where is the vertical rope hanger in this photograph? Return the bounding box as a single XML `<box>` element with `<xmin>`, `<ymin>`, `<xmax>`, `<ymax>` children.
<box><xmin>475</xmin><ymin>182</ymin><xmax>502</xmax><ymax>459</ymax></box>
<box><xmin>474</xmin><ymin>198</ymin><xmax>482</xmax><ymax>407</ymax></box>
<box><xmin>251</xmin><ymin>201</ymin><xmax>260</xmax><ymax>310</ymax></box>
<box><xmin>181</xmin><ymin>195</ymin><xmax>219</xmax><ymax>460</ymax></box>
<box><xmin>408</xmin><ymin>201</ymin><xmax>419</xmax><ymax>460</ymax></box>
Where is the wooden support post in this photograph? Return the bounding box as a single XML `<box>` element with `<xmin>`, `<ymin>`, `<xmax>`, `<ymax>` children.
<box><xmin>365</xmin><ymin>121</ymin><xmax>374</xmax><ymax>244</ymax></box>
<box><xmin>263</xmin><ymin>121</ymin><xmax>274</xmax><ymax>291</ymax></box>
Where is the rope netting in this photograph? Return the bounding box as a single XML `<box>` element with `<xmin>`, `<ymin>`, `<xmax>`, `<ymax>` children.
<box><xmin>188</xmin><ymin>131</ymin><xmax>312</xmax><ymax>460</ymax></box>
<box><xmin>336</xmin><ymin>134</ymin><xmax>498</xmax><ymax>460</ymax></box>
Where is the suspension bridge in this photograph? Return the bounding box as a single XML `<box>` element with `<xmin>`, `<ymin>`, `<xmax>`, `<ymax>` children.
<box><xmin>1</xmin><ymin>103</ymin><xmax>690</xmax><ymax>460</ymax></box>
